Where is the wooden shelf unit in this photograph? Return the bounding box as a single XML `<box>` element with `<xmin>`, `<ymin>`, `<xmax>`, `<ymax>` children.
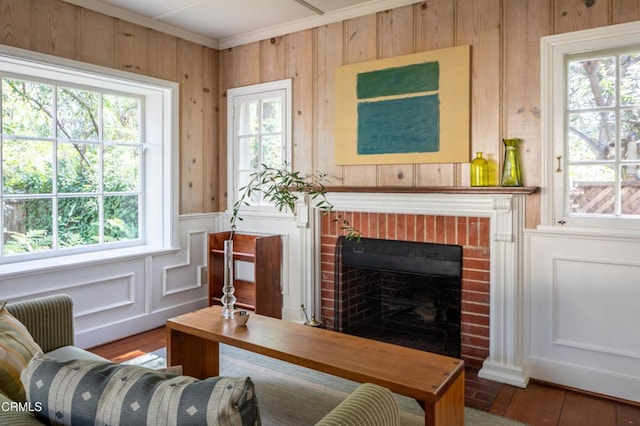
<box><xmin>208</xmin><ymin>231</ymin><xmax>282</xmax><ymax>319</ymax></box>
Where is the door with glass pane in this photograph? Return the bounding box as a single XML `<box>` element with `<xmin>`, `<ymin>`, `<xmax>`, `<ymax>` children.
<box><xmin>564</xmin><ymin>50</ymin><xmax>640</xmax><ymax>220</ymax></box>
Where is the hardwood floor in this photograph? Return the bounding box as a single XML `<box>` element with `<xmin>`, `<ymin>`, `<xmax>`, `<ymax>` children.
<box><xmin>89</xmin><ymin>326</ymin><xmax>166</xmax><ymax>363</ymax></box>
<box><xmin>89</xmin><ymin>327</ymin><xmax>640</xmax><ymax>426</ymax></box>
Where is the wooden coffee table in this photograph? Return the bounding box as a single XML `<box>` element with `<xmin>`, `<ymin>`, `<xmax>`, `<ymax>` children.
<box><xmin>166</xmin><ymin>305</ymin><xmax>465</xmax><ymax>426</ymax></box>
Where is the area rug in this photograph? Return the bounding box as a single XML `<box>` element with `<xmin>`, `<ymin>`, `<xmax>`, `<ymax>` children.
<box><xmin>125</xmin><ymin>345</ymin><xmax>528</xmax><ymax>426</ymax></box>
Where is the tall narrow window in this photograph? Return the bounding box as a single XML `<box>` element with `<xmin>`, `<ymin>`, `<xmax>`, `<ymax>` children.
<box><xmin>227</xmin><ymin>80</ymin><xmax>292</xmax><ymax>211</ymax></box>
<box><xmin>566</xmin><ymin>51</ymin><xmax>640</xmax><ymax>217</ymax></box>
<box><xmin>542</xmin><ymin>22</ymin><xmax>640</xmax><ymax>231</ymax></box>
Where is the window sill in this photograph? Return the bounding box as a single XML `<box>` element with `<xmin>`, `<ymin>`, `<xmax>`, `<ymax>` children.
<box><xmin>533</xmin><ymin>225</ymin><xmax>640</xmax><ymax>241</ymax></box>
<box><xmin>0</xmin><ymin>245</ymin><xmax>179</xmax><ymax>279</ymax></box>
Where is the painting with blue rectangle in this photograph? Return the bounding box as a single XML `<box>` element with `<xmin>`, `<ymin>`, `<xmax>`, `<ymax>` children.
<box><xmin>356</xmin><ymin>61</ymin><xmax>440</xmax><ymax>155</ymax></box>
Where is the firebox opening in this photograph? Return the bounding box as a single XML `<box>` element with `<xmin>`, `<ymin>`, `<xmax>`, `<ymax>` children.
<box><xmin>334</xmin><ymin>236</ymin><xmax>462</xmax><ymax>358</ymax></box>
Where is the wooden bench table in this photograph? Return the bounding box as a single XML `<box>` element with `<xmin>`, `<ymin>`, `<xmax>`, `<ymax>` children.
<box><xmin>166</xmin><ymin>305</ymin><xmax>465</xmax><ymax>426</ymax></box>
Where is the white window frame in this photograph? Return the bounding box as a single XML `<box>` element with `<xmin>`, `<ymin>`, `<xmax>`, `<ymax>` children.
<box><xmin>0</xmin><ymin>44</ymin><xmax>178</xmax><ymax>267</ymax></box>
<box><xmin>541</xmin><ymin>20</ymin><xmax>640</xmax><ymax>232</ymax></box>
<box><xmin>226</xmin><ymin>79</ymin><xmax>293</xmax><ymax>217</ymax></box>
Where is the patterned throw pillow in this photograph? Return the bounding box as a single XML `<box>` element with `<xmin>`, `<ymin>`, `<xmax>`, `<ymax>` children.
<box><xmin>0</xmin><ymin>301</ymin><xmax>43</xmax><ymax>402</ymax></box>
<box><xmin>21</xmin><ymin>353</ymin><xmax>260</xmax><ymax>426</ymax></box>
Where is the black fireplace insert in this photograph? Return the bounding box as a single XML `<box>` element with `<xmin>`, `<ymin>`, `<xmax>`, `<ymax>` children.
<box><xmin>334</xmin><ymin>236</ymin><xmax>462</xmax><ymax>358</ymax></box>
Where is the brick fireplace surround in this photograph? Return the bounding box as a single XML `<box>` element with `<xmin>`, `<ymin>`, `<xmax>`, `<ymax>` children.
<box><xmin>321</xmin><ymin>212</ymin><xmax>490</xmax><ymax>367</ymax></box>
<box><xmin>312</xmin><ymin>191</ymin><xmax>531</xmax><ymax>388</ymax></box>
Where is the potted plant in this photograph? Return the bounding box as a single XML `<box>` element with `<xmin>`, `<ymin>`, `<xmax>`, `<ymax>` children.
<box><xmin>230</xmin><ymin>165</ymin><xmax>359</xmax><ymax>237</ymax></box>
<box><xmin>220</xmin><ymin>164</ymin><xmax>360</xmax><ymax>318</ymax></box>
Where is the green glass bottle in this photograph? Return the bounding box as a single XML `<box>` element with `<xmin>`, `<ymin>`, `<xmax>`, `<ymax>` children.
<box><xmin>470</xmin><ymin>152</ymin><xmax>489</xmax><ymax>187</ymax></box>
<box><xmin>501</xmin><ymin>138</ymin><xmax>522</xmax><ymax>187</ymax></box>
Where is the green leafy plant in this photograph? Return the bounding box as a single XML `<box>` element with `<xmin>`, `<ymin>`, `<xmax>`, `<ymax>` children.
<box><xmin>230</xmin><ymin>164</ymin><xmax>360</xmax><ymax>240</ymax></box>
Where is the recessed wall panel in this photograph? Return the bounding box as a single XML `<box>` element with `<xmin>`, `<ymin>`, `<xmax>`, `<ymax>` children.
<box><xmin>553</xmin><ymin>258</ymin><xmax>640</xmax><ymax>358</ymax></box>
<box><xmin>72</xmin><ymin>274</ymin><xmax>135</xmax><ymax>317</ymax></box>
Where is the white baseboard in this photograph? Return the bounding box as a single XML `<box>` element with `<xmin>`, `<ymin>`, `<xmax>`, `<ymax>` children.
<box><xmin>478</xmin><ymin>359</ymin><xmax>530</xmax><ymax>388</ymax></box>
<box><xmin>75</xmin><ymin>299</ymin><xmax>208</xmax><ymax>349</ymax></box>
<box><xmin>527</xmin><ymin>356</ymin><xmax>640</xmax><ymax>403</ymax></box>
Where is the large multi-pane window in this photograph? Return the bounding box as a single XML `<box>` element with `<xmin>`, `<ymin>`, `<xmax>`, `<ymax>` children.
<box><xmin>543</xmin><ymin>22</ymin><xmax>640</xmax><ymax>231</ymax></box>
<box><xmin>0</xmin><ymin>46</ymin><xmax>177</xmax><ymax>265</ymax></box>
<box><xmin>2</xmin><ymin>78</ymin><xmax>142</xmax><ymax>257</ymax></box>
<box><xmin>228</xmin><ymin>79</ymin><xmax>291</xmax><ymax>210</ymax></box>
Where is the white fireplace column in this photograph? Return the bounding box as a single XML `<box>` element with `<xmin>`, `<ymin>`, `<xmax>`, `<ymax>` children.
<box><xmin>313</xmin><ymin>191</ymin><xmax>530</xmax><ymax>388</ymax></box>
<box><xmin>479</xmin><ymin>195</ymin><xmax>529</xmax><ymax>387</ymax></box>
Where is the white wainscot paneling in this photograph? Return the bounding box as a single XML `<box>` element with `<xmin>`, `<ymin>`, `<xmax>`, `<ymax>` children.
<box><xmin>72</xmin><ymin>271</ymin><xmax>139</xmax><ymax>317</ymax></box>
<box><xmin>148</xmin><ymin>214</ymin><xmax>217</xmax><ymax>317</ymax></box>
<box><xmin>150</xmin><ymin>226</ymin><xmax>209</xmax><ymax>314</ymax></box>
<box><xmin>553</xmin><ymin>259</ymin><xmax>640</xmax><ymax>357</ymax></box>
<box><xmin>526</xmin><ymin>229</ymin><xmax>640</xmax><ymax>403</ymax></box>
<box><xmin>163</xmin><ymin>230</ymin><xmax>207</xmax><ymax>295</ymax></box>
<box><xmin>218</xmin><ymin>209</ymin><xmax>304</xmax><ymax>323</ymax></box>
<box><xmin>68</xmin><ymin>262</ymin><xmax>146</xmax><ymax>339</ymax></box>
<box><xmin>0</xmin><ymin>214</ymin><xmax>219</xmax><ymax>349</ymax></box>
<box><xmin>1</xmin><ymin>257</ymin><xmax>147</xmax><ymax>348</ymax></box>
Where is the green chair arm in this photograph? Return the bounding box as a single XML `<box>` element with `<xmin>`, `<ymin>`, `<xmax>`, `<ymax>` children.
<box><xmin>5</xmin><ymin>294</ymin><xmax>75</xmax><ymax>353</ymax></box>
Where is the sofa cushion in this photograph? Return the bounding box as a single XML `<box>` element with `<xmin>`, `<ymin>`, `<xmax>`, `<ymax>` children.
<box><xmin>21</xmin><ymin>353</ymin><xmax>260</xmax><ymax>426</ymax></box>
<box><xmin>0</xmin><ymin>301</ymin><xmax>43</xmax><ymax>402</ymax></box>
<box><xmin>45</xmin><ymin>345</ymin><xmax>109</xmax><ymax>363</ymax></box>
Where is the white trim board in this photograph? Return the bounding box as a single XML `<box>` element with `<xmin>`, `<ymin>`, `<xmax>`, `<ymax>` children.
<box><xmin>62</xmin><ymin>0</ymin><xmax>421</xmax><ymax>49</ymax></box>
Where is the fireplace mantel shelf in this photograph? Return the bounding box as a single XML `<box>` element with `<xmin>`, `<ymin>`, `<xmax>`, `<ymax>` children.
<box><xmin>323</xmin><ymin>186</ymin><xmax>539</xmax><ymax>195</ymax></box>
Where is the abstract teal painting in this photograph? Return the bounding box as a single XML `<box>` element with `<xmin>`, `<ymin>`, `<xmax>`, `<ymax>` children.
<box><xmin>335</xmin><ymin>46</ymin><xmax>470</xmax><ymax>165</ymax></box>
<box><xmin>357</xmin><ymin>62</ymin><xmax>440</xmax><ymax>155</ymax></box>
<box><xmin>357</xmin><ymin>94</ymin><xmax>439</xmax><ymax>154</ymax></box>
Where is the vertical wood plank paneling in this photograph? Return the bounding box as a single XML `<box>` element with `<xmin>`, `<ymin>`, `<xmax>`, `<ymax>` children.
<box><xmin>415</xmin><ymin>0</ymin><xmax>456</xmax><ymax>186</ymax></box>
<box><xmin>217</xmin><ymin>42</ymin><xmax>260</xmax><ymax>210</ymax></box>
<box><xmin>0</xmin><ymin>0</ymin><xmax>30</xmax><ymax>49</ymax></box>
<box><xmin>75</xmin><ymin>8</ymin><xmax>114</xmax><ymax>68</ymax></box>
<box><xmin>343</xmin><ymin>14</ymin><xmax>379</xmax><ymax>186</ymax></box>
<box><xmin>7</xmin><ymin>1</ymin><xmax>218</xmax><ymax>215</ymax></box>
<box><xmin>503</xmin><ymin>0</ymin><xmax>552</xmax><ymax>228</ymax></box>
<box><xmin>114</xmin><ymin>19</ymin><xmax>148</xmax><ymax>75</ymax></box>
<box><xmin>13</xmin><ymin>0</ymin><xmax>638</xmax><ymax>221</ymax></box>
<box><xmin>416</xmin><ymin>0</ymin><xmax>456</xmax><ymax>51</ymax></box>
<box><xmin>378</xmin><ymin>5</ymin><xmax>416</xmax><ymax>187</ymax></box>
<box><xmin>260</xmin><ymin>36</ymin><xmax>285</xmax><ymax>82</ymax></box>
<box><xmin>614</xmin><ymin>0</ymin><xmax>640</xmax><ymax>22</ymax></box>
<box><xmin>314</xmin><ymin>23</ymin><xmax>345</xmax><ymax>184</ymax></box>
<box><xmin>203</xmin><ymin>48</ymin><xmax>220</xmax><ymax>212</ymax></box>
<box><xmin>177</xmin><ymin>40</ymin><xmax>205</xmax><ymax>214</ymax></box>
<box><xmin>226</xmin><ymin>42</ymin><xmax>261</xmax><ymax>88</ymax></box>
<box><xmin>456</xmin><ymin>0</ymin><xmax>501</xmax><ymax>187</ymax></box>
<box><xmin>218</xmin><ymin>48</ymin><xmax>232</xmax><ymax>211</ymax></box>
<box><xmin>30</xmin><ymin>0</ymin><xmax>76</xmax><ymax>59</ymax></box>
<box><xmin>287</xmin><ymin>29</ymin><xmax>314</xmax><ymax>176</ymax></box>
<box><xmin>554</xmin><ymin>0</ymin><xmax>610</xmax><ymax>33</ymax></box>
<box><xmin>147</xmin><ymin>29</ymin><xmax>177</xmax><ymax>81</ymax></box>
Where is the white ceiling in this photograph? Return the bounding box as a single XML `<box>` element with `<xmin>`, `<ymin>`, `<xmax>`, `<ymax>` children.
<box><xmin>63</xmin><ymin>0</ymin><xmax>418</xmax><ymax>49</ymax></box>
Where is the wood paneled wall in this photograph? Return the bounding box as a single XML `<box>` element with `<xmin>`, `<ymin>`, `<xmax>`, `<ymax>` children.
<box><xmin>219</xmin><ymin>0</ymin><xmax>639</xmax><ymax>228</ymax></box>
<box><xmin>1</xmin><ymin>0</ymin><xmax>638</xmax><ymax>226</ymax></box>
<box><xmin>0</xmin><ymin>0</ymin><xmax>219</xmax><ymax>215</ymax></box>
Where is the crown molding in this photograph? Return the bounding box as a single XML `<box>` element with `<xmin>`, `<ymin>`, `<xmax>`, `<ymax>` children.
<box><xmin>217</xmin><ymin>0</ymin><xmax>420</xmax><ymax>49</ymax></box>
<box><xmin>64</xmin><ymin>0</ymin><xmax>421</xmax><ymax>51</ymax></box>
<box><xmin>62</xmin><ymin>0</ymin><xmax>220</xmax><ymax>49</ymax></box>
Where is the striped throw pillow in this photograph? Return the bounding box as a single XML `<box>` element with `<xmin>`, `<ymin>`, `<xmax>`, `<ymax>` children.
<box><xmin>21</xmin><ymin>353</ymin><xmax>260</xmax><ymax>426</ymax></box>
<box><xmin>0</xmin><ymin>301</ymin><xmax>43</xmax><ymax>402</ymax></box>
